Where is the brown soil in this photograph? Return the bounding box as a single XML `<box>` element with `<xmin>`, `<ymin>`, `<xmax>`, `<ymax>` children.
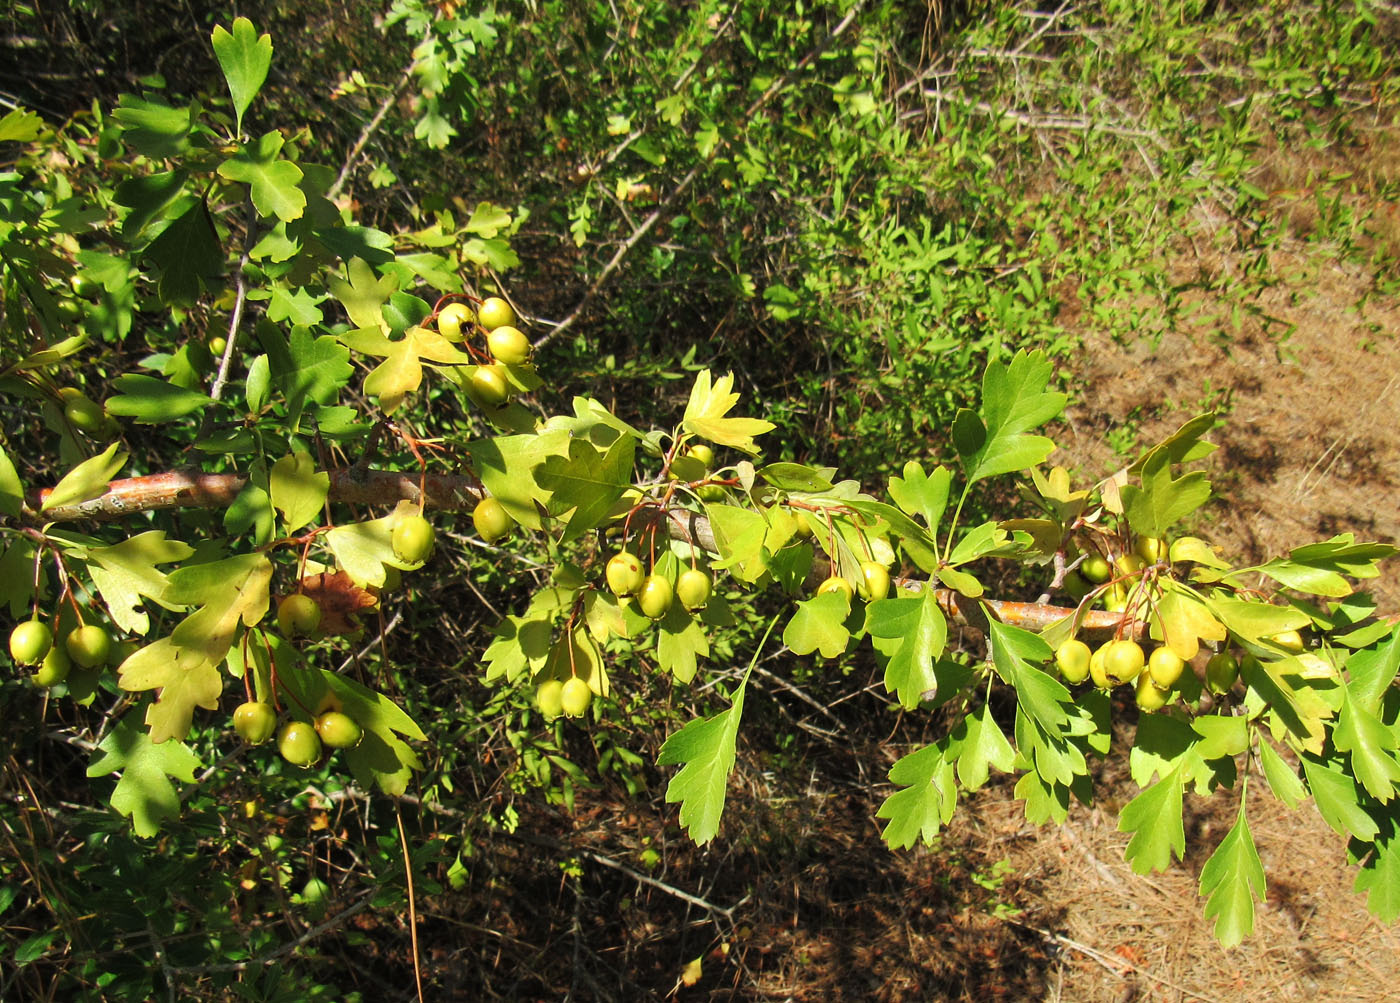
<box><xmin>1058</xmin><ymin>247</ymin><xmax>1400</xmax><ymax>615</ymax></box>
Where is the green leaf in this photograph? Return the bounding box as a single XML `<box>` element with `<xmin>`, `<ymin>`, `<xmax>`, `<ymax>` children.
<box><xmin>1258</xmin><ymin>738</ymin><xmax>1306</xmax><ymax>809</ymax></box>
<box><xmin>957</xmin><ymin>349</ymin><xmax>1066</xmax><ymax>484</ymax></box>
<box><xmin>106</xmin><ymin>373</ymin><xmax>212</xmax><ymax>423</ymax></box>
<box><xmin>1209</xmin><ymin>596</ymin><xmax>1312</xmax><ymax>644</ymax></box>
<box><xmin>211</xmin><ymin>17</ymin><xmax>272</xmax><ymax>135</ymax></box>
<box><xmin>656</xmin><ymin>602</ymin><xmax>710</xmax><ymax>683</ymax></box>
<box><xmin>1346</xmin><ymin>624</ymin><xmax>1400</xmax><ymax>713</ymax></box>
<box><xmin>267</xmin><ymin>285</ymin><xmax>325</xmax><ymax>327</ymax></box>
<box><xmin>0</xmin><ymin>443</ymin><xmax>23</xmax><ymax>517</ymax></box>
<box><xmin>143</xmin><ymin>200</ymin><xmax>222</xmax><ymax>304</ymax></box>
<box><xmin>0</xmin><ymin>107</ymin><xmax>43</xmax><ymax>143</ymax></box>
<box><xmin>534</xmin><ymin>435</ymin><xmax>637</xmax><ymax>541</ymax></box>
<box><xmin>267</xmin><ymin>327</ymin><xmax>353</xmax><ymax>414</ymax></box>
<box><xmin>112</xmin><ymin>95</ymin><xmax>191</xmax><ymax>158</ymax></box>
<box><xmin>704</xmin><ymin>503</ymin><xmax>770</xmax><ymax>582</ymax></box>
<box><xmin>1302</xmin><ymin>755</ymin><xmax>1380</xmax><ymax>842</ymax></box>
<box><xmin>864</xmin><ymin>589</ymin><xmax>947</xmax><ymax>708</ymax></box>
<box><xmin>217</xmin><ymin>131</ymin><xmax>306</xmax><ymax>222</ymax></box>
<box><xmin>682</xmin><ymin>370</ymin><xmax>775</xmax><ymax>455</ymax></box>
<box><xmin>1354</xmin><ymin>824</ymin><xmax>1400</xmax><ymax>923</ymax></box>
<box><xmin>1121</xmin><ymin>445</ymin><xmax>1211</xmax><ymax>539</ymax></box>
<box><xmin>783</xmin><ymin>590</ymin><xmax>851</xmax><ymax>659</ymax></box>
<box><xmin>325</xmin><ymin>508</ymin><xmax>420</xmax><ymax>587</ymax></box>
<box><xmin>1240</xmin><ymin>655</ymin><xmax>1334</xmax><ymax>755</ymax></box>
<box><xmin>1119</xmin><ymin>768</ymin><xmax>1186</xmax><ymax>874</ymax></box>
<box><xmin>87</xmin><ymin>716</ymin><xmax>201</xmax><ymax>837</ymax></box>
<box><xmin>953</xmin><ymin>703</ymin><xmax>1016</xmax><ymax>790</ymax></box>
<box><xmin>87</xmin><ymin>531</ymin><xmax>194</xmax><ymax>635</ymax></box>
<box><xmin>887</xmin><ymin>461</ymin><xmax>952</xmax><ymax>534</ymax></box>
<box><xmin>42</xmin><ymin>443</ymin><xmax>127</xmax><ymax>512</ymax></box>
<box><xmin>317</xmin><ymin>223</ymin><xmax>396</xmax><ymax>265</ymax></box>
<box><xmin>462</xmin><ymin>237</ymin><xmax>519</xmax><ymax>271</ymax></box>
<box><xmin>1256</xmin><ymin>534</ymin><xmax>1398</xmax><ymax>597</ymax></box>
<box><xmin>658</xmin><ymin>664</ymin><xmax>753</xmax><ymax>845</ymax></box>
<box><xmin>482</xmin><ymin>613</ymin><xmax>554</xmax><ymax>684</ymax></box>
<box><xmin>465</xmin><ymin>201</ymin><xmax>513</xmax><ymax>238</ymax></box>
<box><xmin>1335</xmin><ymin>690</ymin><xmax>1400</xmax><ymax>802</ymax></box>
<box><xmin>878</xmin><ymin>743</ymin><xmax>957</xmax><ymax>849</ymax></box>
<box><xmin>986</xmin><ymin>617</ymin><xmax>1067</xmax><ymax>732</ymax></box>
<box><xmin>327</xmin><ymin>257</ymin><xmax>398</xmax><ymax>332</ymax></box>
<box><xmin>1198</xmin><ymin>798</ymin><xmax>1266</xmax><ymax>948</ymax></box>
<box><xmin>1130</xmin><ymin>712</ymin><xmax>1198</xmax><ymax>786</ymax></box>
<box><xmin>462</xmin><ymin>430</ymin><xmax>570</xmax><ymax>532</ymax></box>
<box><xmin>269</xmin><ymin>450</ymin><xmax>329</xmax><ymax>533</ymax></box>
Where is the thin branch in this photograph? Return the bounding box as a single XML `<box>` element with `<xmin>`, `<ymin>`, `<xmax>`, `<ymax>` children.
<box><xmin>21</xmin><ymin>466</ymin><xmax>1142</xmax><ymax>637</ymax></box>
<box><xmin>328</xmin><ymin>25</ymin><xmax>433</xmax><ymax>202</ymax></box>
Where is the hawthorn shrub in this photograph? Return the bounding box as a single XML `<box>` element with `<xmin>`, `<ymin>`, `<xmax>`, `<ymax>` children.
<box><xmin>2</xmin><ymin>9</ymin><xmax>1400</xmax><ymax>1000</ymax></box>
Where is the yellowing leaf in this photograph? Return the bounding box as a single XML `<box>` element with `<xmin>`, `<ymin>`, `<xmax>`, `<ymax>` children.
<box><xmin>1151</xmin><ymin>583</ymin><xmax>1226</xmax><ymax>661</ymax></box>
<box><xmin>270</xmin><ymin>450</ymin><xmax>329</xmax><ymax>531</ymax></box>
<box><xmin>41</xmin><ymin>443</ymin><xmax>127</xmax><ymax>512</ymax></box>
<box><xmin>327</xmin><ymin>257</ymin><xmax>398</xmax><ymax>332</ymax></box>
<box><xmin>87</xmin><ymin>531</ymin><xmax>194</xmax><ymax>634</ymax></box>
<box><xmin>118</xmin><ymin>638</ymin><xmax>224</xmax><ymax>743</ymax></box>
<box><xmin>680</xmin><ymin>956</ymin><xmax>703</xmax><ymax>987</ymax></box>
<box><xmin>682</xmin><ymin>369</ymin><xmax>775</xmax><ymax>455</ymax></box>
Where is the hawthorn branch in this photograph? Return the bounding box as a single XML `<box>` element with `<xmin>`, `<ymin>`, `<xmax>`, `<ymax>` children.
<box><xmin>26</xmin><ymin>467</ymin><xmax>1139</xmax><ymax>638</ymax></box>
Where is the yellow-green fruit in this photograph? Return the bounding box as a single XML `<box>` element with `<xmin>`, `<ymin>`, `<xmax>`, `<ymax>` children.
<box><xmin>277</xmin><ymin>721</ymin><xmax>322</xmax><ymax>767</ymax></box>
<box><xmin>697</xmin><ymin>483</ymin><xmax>727</xmax><ymax>502</ymax></box>
<box><xmin>860</xmin><ymin>561</ymin><xmax>891</xmax><ymax>601</ymax></box>
<box><xmin>392</xmin><ymin>514</ymin><xmax>437</xmax><ymax>563</ymax></box>
<box><xmin>560</xmin><ymin>676</ymin><xmax>592</xmax><ymax>717</ymax></box>
<box><xmin>487</xmin><ymin>325</ymin><xmax>531</xmax><ymax>365</ymax></box>
<box><xmin>793</xmin><ymin>512</ymin><xmax>814</xmax><ymax>539</ymax></box>
<box><xmin>1103</xmin><ymin>583</ymin><xmax>1128</xmax><ymax>613</ymax></box>
<box><xmin>1055</xmin><ymin>639</ymin><xmax>1092</xmax><ymax>684</ymax></box>
<box><xmin>1206</xmin><ymin>652</ymin><xmax>1239</xmax><ymax>694</ymax></box>
<box><xmin>233</xmin><ymin>701</ymin><xmax>278</xmax><ymax>745</ymax></box>
<box><xmin>1102</xmin><ymin>639</ymin><xmax>1145</xmax><ymax>685</ymax></box>
<box><xmin>1115</xmin><ymin>553</ymin><xmax>1145</xmax><ymax>576</ymax></box>
<box><xmin>1135</xmin><ymin>672</ymin><xmax>1170</xmax><ymax>712</ymax></box>
<box><xmin>1135</xmin><ymin>536</ymin><xmax>1166</xmax><ymax>563</ymax></box>
<box><xmin>472</xmin><ymin>497</ymin><xmax>514</xmax><ymax>543</ymax></box>
<box><xmin>301</xmin><ymin>876</ymin><xmax>331</xmax><ymax>908</ymax></box>
<box><xmin>9</xmin><ymin>621</ymin><xmax>53</xmax><ymax>665</ymax></box>
<box><xmin>536</xmin><ymin>679</ymin><xmax>565</xmax><ymax>718</ymax></box>
<box><xmin>685</xmin><ymin>443</ymin><xmax>715</xmax><ymax>470</ymax></box>
<box><xmin>1268</xmin><ymin>629</ymin><xmax>1305</xmax><ymax>653</ymax></box>
<box><xmin>476</xmin><ymin>297</ymin><xmax>515</xmax><ymax>331</ymax></box>
<box><xmin>816</xmin><ymin>575</ymin><xmax>855</xmax><ymax>601</ymax></box>
<box><xmin>637</xmin><ymin>575</ymin><xmax>674</xmax><ymax>620</ymax></box>
<box><xmin>209</xmin><ymin>335</ymin><xmax>228</xmax><ymax>356</ymax></box>
<box><xmin>1089</xmin><ymin>644</ymin><xmax>1111</xmax><ymax>688</ymax></box>
<box><xmin>676</xmin><ymin>568</ymin><xmax>713</xmax><ymax>610</ymax></box>
<box><xmin>34</xmin><ymin>645</ymin><xmax>72</xmax><ymax>687</ymax></box>
<box><xmin>66</xmin><ymin>625</ymin><xmax>112</xmax><ymax>668</ymax></box>
<box><xmin>315</xmin><ymin>710</ymin><xmax>363</xmax><ymax>749</ymax></box>
<box><xmin>64</xmin><ymin>397</ymin><xmax>106</xmax><ymax>434</ymax></box>
<box><xmin>437</xmin><ymin>302</ymin><xmax>474</xmax><ymax>341</ymax></box>
<box><xmin>278</xmin><ymin>594</ymin><xmax>322</xmax><ymax>637</ymax></box>
<box><xmin>1063</xmin><ymin>571</ymin><xmax>1090</xmax><ymax>600</ymax></box>
<box><xmin>468</xmin><ymin>364</ymin><xmax>511</xmax><ymax>406</ymax></box>
<box><xmin>1080</xmin><ymin>555</ymin><xmax>1111</xmax><ymax>584</ymax></box>
<box><xmin>606</xmin><ymin>552</ymin><xmax>645</xmax><ymax>596</ymax></box>
<box><xmin>1147</xmin><ymin>646</ymin><xmax>1186</xmax><ymax>689</ymax></box>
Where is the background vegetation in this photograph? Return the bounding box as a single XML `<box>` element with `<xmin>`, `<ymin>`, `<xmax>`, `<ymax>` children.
<box><xmin>2</xmin><ymin>0</ymin><xmax>1398</xmax><ymax>999</ymax></box>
